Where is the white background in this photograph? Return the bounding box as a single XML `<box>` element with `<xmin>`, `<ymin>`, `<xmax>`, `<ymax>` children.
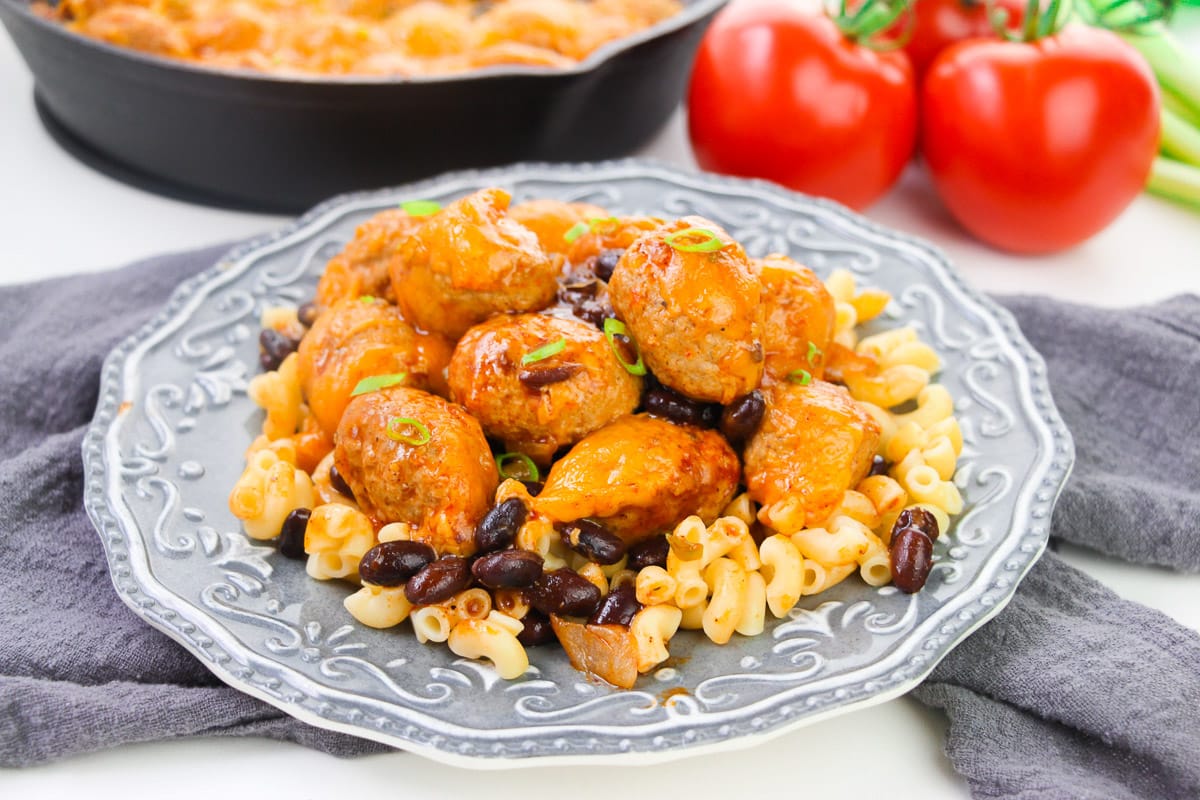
<box><xmin>2</xmin><ymin>15</ymin><xmax>1199</xmax><ymax>798</ymax></box>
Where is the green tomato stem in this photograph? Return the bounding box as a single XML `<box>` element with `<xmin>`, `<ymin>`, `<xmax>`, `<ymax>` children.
<box><xmin>1146</xmin><ymin>155</ymin><xmax>1200</xmax><ymax>207</ymax></box>
<box><xmin>828</xmin><ymin>0</ymin><xmax>913</xmax><ymax>48</ymax></box>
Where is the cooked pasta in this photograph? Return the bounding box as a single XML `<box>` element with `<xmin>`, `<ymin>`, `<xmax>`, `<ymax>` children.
<box><xmin>225</xmin><ymin>188</ymin><xmax>968</xmax><ymax>687</ymax></box>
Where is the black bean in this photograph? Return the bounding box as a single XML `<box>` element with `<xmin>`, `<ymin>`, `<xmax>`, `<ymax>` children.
<box><xmin>593</xmin><ymin>248</ymin><xmax>624</xmax><ymax>282</ymax></box>
<box><xmin>626</xmin><ymin>534</ymin><xmax>669</xmax><ymax>571</ymax></box>
<box><xmin>519</xmin><ymin>364</ymin><xmax>582</xmax><ymax>389</ymax></box>
<box><xmin>259</xmin><ymin>328</ymin><xmax>299</xmax><ymax>372</ymax></box>
<box><xmin>404</xmin><ymin>556</ymin><xmax>471</xmax><ymax>605</ymax></box>
<box><xmin>530</xmin><ymin>568</ymin><xmax>602</xmax><ymax>617</ymax></box>
<box><xmin>521</xmin><ymin>480</ymin><xmax>545</xmax><ymax>497</ymax></box>
<box><xmin>556</xmin><ymin>519</ymin><xmax>627</xmax><ymax>565</ymax></box>
<box><xmin>557</xmin><ymin>275</ymin><xmax>613</xmax><ymax>329</ymax></box>
<box><xmin>720</xmin><ymin>390</ymin><xmax>765</xmax><ymax>444</ymax></box>
<box><xmin>328</xmin><ymin>464</ymin><xmax>354</xmax><ymax>500</ymax></box>
<box><xmin>895</xmin><ymin>506</ymin><xmax>941</xmax><ymax>541</ymax></box>
<box><xmin>278</xmin><ymin>508</ymin><xmax>309</xmax><ymax>560</ymax></box>
<box><xmin>359</xmin><ymin>540</ymin><xmax>436</xmax><ymax>587</ymax></box>
<box><xmin>890</xmin><ymin>527</ymin><xmax>934</xmax><ymax>593</ymax></box>
<box><xmin>474</xmin><ymin>498</ymin><xmax>528</xmax><ymax>554</ymax></box>
<box><xmin>588</xmin><ymin>584</ymin><xmax>641</xmax><ymax>627</ymax></box>
<box><xmin>471</xmin><ymin>549</ymin><xmax>544</xmax><ymax>589</ymax></box>
<box><xmin>644</xmin><ymin>385</ymin><xmax>719</xmax><ymax>428</ymax></box>
<box><xmin>297</xmin><ymin>301</ymin><xmax>320</xmax><ymax>328</ymax></box>
<box><xmin>869</xmin><ymin>454</ymin><xmax>889</xmax><ymax>477</ymax></box>
<box><xmin>517</xmin><ymin>610</ymin><xmax>556</xmax><ymax>647</ymax></box>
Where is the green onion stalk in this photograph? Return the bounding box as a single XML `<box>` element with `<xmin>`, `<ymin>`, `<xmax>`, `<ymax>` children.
<box><xmin>1079</xmin><ymin>0</ymin><xmax>1200</xmax><ymax>206</ymax></box>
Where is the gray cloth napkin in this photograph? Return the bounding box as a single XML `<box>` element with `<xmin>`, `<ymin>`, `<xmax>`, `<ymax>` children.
<box><xmin>1</xmin><ymin>246</ymin><xmax>1197</xmax><ymax>799</ymax></box>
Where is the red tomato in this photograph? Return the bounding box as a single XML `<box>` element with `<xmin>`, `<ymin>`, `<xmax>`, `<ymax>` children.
<box><xmin>921</xmin><ymin>26</ymin><xmax>1160</xmax><ymax>254</ymax></box>
<box><xmin>687</xmin><ymin>0</ymin><xmax>917</xmax><ymax>210</ymax></box>
<box><xmin>899</xmin><ymin>0</ymin><xmax>1025</xmax><ymax>76</ymax></box>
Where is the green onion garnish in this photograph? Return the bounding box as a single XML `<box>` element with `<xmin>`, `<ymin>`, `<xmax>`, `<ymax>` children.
<box><xmin>495</xmin><ymin>452</ymin><xmax>540</xmax><ymax>482</ymax></box>
<box><xmin>664</xmin><ymin>227</ymin><xmax>724</xmax><ymax>253</ymax></box>
<box><xmin>386</xmin><ymin>416</ymin><xmax>430</xmax><ymax>446</ymax></box>
<box><xmin>787</xmin><ymin>369</ymin><xmax>813</xmax><ymax>386</ymax></box>
<box><xmin>350</xmin><ymin>373</ymin><xmax>407</xmax><ymax>397</ymax></box>
<box><xmin>563</xmin><ymin>221</ymin><xmax>590</xmax><ymax>243</ymax></box>
<box><xmin>521</xmin><ymin>337</ymin><xmax>566</xmax><ymax>366</ymax></box>
<box><xmin>603</xmin><ymin>318</ymin><xmax>647</xmax><ymax>376</ymax></box>
<box><xmin>807</xmin><ymin>341</ymin><xmax>822</xmax><ymax>364</ymax></box>
<box><xmin>588</xmin><ymin>216</ymin><xmax>620</xmax><ymax>235</ymax></box>
<box><xmin>359</xmin><ymin>294</ymin><xmax>377</xmax><ymax>303</ymax></box>
<box><xmin>563</xmin><ymin>216</ymin><xmax>622</xmax><ymax>244</ymax></box>
<box><xmin>400</xmin><ymin>200</ymin><xmax>441</xmax><ymax>216</ymax></box>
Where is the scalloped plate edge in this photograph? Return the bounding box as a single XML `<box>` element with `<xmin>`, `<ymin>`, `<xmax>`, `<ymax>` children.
<box><xmin>81</xmin><ymin>158</ymin><xmax>1075</xmax><ymax>767</ymax></box>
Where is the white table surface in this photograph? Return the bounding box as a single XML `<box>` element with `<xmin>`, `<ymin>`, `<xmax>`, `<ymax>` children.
<box><xmin>2</xmin><ymin>22</ymin><xmax>1199</xmax><ymax>798</ymax></box>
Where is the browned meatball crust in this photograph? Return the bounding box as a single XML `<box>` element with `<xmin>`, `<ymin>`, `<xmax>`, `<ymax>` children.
<box><xmin>315</xmin><ymin>208</ymin><xmax>427</xmax><ymax>308</ymax></box>
<box><xmin>757</xmin><ymin>254</ymin><xmax>837</xmax><ymax>382</ymax></box>
<box><xmin>533</xmin><ymin>414</ymin><xmax>741</xmax><ymax>545</ymax></box>
<box><xmin>334</xmin><ymin>387</ymin><xmax>498</xmax><ymax>556</ymax></box>
<box><xmin>743</xmin><ymin>379</ymin><xmax>881</xmax><ymax>529</ymax></box>
<box><xmin>608</xmin><ymin>216</ymin><xmax>764</xmax><ymax>404</ymax></box>
<box><xmin>297</xmin><ymin>297</ymin><xmax>453</xmax><ymax>435</ymax></box>
<box><xmin>448</xmin><ymin>314</ymin><xmax>643</xmax><ymax>465</ymax></box>
<box><xmin>389</xmin><ymin>188</ymin><xmax>564</xmax><ymax>339</ymax></box>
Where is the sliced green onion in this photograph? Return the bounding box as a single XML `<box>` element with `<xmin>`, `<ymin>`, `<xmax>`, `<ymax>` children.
<box><xmin>787</xmin><ymin>369</ymin><xmax>813</xmax><ymax>386</ymax></box>
<box><xmin>521</xmin><ymin>337</ymin><xmax>567</xmax><ymax>366</ymax></box>
<box><xmin>351</xmin><ymin>372</ymin><xmax>407</xmax><ymax>397</ymax></box>
<box><xmin>603</xmin><ymin>318</ymin><xmax>647</xmax><ymax>376</ymax></box>
<box><xmin>587</xmin><ymin>216</ymin><xmax>620</xmax><ymax>235</ymax></box>
<box><xmin>386</xmin><ymin>416</ymin><xmax>430</xmax><ymax>446</ymax></box>
<box><xmin>664</xmin><ymin>227</ymin><xmax>725</xmax><ymax>253</ymax></box>
<box><xmin>400</xmin><ymin>200</ymin><xmax>441</xmax><ymax>216</ymax></box>
<box><xmin>563</xmin><ymin>221</ymin><xmax>590</xmax><ymax>243</ymax></box>
<box><xmin>359</xmin><ymin>294</ymin><xmax>377</xmax><ymax>303</ymax></box>
<box><xmin>807</xmin><ymin>341</ymin><xmax>823</xmax><ymax>364</ymax></box>
<box><xmin>495</xmin><ymin>452</ymin><xmax>540</xmax><ymax>482</ymax></box>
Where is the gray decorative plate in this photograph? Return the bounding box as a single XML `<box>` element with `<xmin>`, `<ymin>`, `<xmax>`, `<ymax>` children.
<box><xmin>82</xmin><ymin>160</ymin><xmax>1074</xmax><ymax>768</ymax></box>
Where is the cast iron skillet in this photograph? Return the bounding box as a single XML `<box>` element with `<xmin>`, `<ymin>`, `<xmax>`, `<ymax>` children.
<box><xmin>0</xmin><ymin>0</ymin><xmax>724</xmax><ymax>211</ymax></box>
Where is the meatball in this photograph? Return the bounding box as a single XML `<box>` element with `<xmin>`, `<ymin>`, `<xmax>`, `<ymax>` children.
<box><xmin>509</xmin><ymin>199</ymin><xmax>609</xmax><ymax>255</ymax></box>
<box><xmin>608</xmin><ymin>216</ymin><xmax>764</xmax><ymax>404</ymax></box>
<box><xmin>448</xmin><ymin>314</ymin><xmax>642</xmax><ymax>465</ymax></box>
<box><xmin>334</xmin><ymin>387</ymin><xmax>498</xmax><ymax>556</ymax></box>
<box><xmin>472</xmin><ymin>0</ymin><xmax>589</xmax><ymax>59</ymax></box>
<box><xmin>533</xmin><ymin>414</ymin><xmax>741</xmax><ymax>546</ymax></box>
<box><xmin>315</xmin><ymin>208</ymin><xmax>427</xmax><ymax>307</ymax></box>
<box><xmin>565</xmin><ymin>215</ymin><xmax>663</xmax><ymax>264</ymax></box>
<box><xmin>297</xmin><ymin>297</ymin><xmax>453</xmax><ymax>435</ymax></box>
<box><xmin>757</xmin><ymin>254</ymin><xmax>837</xmax><ymax>382</ymax></box>
<box><xmin>79</xmin><ymin>6</ymin><xmax>191</xmax><ymax>56</ymax></box>
<box><xmin>390</xmin><ymin>188</ymin><xmax>564</xmax><ymax>339</ymax></box>
<box><xmin>743</xmin><ymin>379</ymin><xmax>882</xmax><ymax>529</ymax></box>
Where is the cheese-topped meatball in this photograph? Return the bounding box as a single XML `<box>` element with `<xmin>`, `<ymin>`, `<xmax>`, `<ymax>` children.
<box><xmin>448</xmin><ymin>314</ymin><xmax>642</xmax><ymax>465</ymax></box>
<box><xmin>315</xmin><ymin>208</ymin><xmax>427</xmax><ymax>308</ymax></box>
<box><xmin>757</xmin><ymin>254</ymin><xmax>836</xmax><ymax>382</ymax></box>
<box><xmin>297</xmin><ymin>297</ymin><xmax>452</xmax><ymax>435</ymax></box>
<box><xmin>390</xmin><ymin>188</ymin><xmax>563</xmax><ymax>339</ymax></box>
<box><xmin>334</xmin><ymin>387</ymin><xmax>498</xmax><ymax>556</ymax></box>
<box><xmin>564</xmin><ymin>215</ymin><xmax>663</xmax><ymax>264</ymax></box>
<box><xmin>743</xmin><ymin>379</ymin><xmax>881</xmax><ymax>529</ymax></box>
<box><xmin>533</xmin><ymin>414</ymin><xmax>740</xmax><ymax>545</ymax></box>
<box><xmin>608</xmin><ymin>216</ymin><xmax>764</xmax><ymax>404</ymax></box>
<box><xmin>508</xmin><ymin>199</ymin><xmax>609</xmax><ymax>256</ymax></box>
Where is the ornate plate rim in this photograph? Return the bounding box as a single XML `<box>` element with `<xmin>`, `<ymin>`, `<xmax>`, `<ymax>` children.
<box><xmin>81</xmin><ymin>159</ymin><xmax>1075</xmax><ymax>768</ymax></box>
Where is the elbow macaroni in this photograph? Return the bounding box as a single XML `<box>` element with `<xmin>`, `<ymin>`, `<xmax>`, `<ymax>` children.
<box><xmin>229</xmin><ymin>447</ymin><xmax>316</xmax><ymax>540</ymax></box>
